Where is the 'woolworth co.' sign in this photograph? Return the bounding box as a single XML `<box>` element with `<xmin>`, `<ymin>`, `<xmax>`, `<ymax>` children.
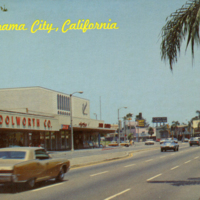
<box><xmin>0</xmin><ymin>114</ymin><xmax>54</xmax><ymax>130</ymax></box>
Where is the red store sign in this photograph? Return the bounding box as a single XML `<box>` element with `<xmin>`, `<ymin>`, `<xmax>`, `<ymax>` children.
<box><xmin>0</xmin><ymin>115</ymin><xmax>51</xmax><ymax>128</ymax></box>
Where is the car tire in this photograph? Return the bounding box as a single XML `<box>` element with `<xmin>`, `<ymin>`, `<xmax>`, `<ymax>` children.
<box><xmin>174</xmin><ymin>148</ymin><xmax>176</xmax><ymax>152</ymax></box>
<box><xmin>26</xmin><ymin>178</ymin><xmax>35</xmax><ymax>189</ymax></box>
<box><xmin>56</xmin><ymin>167</ymin><xmax>65</xmax><ymax>182</ymax></box>
<box><xmin>161</xmin><ymin>149</ymin><xmax>163</xmax><ymax>152</ymax></box>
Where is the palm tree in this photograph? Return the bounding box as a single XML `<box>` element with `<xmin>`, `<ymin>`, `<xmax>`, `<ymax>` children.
<box><xmin>171</xmin><ymin>121</ymin><xmax>180</xmax><ymax>139</ymax></box>
<box><xmin>196</xmin><ymin>110</ymin><xmax>200</xmax><ymax>119</ymax></box>
<box><xmin>160</xmin><ymin>1</ymin><xmax>200</xmax><ymax>70</ymax></box>
<box><xmin>148</xmin><ymin>127</ymin><xmax>154</xmax><ymax>138</ymax></box>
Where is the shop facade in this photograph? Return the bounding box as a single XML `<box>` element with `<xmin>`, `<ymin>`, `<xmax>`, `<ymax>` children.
<box><xmin>0</xmin><ymin>87</ymin><xmax>115</xmax><ymax>150</ymax></box>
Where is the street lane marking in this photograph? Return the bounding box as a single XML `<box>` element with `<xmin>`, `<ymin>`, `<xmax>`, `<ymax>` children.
<box><xmin>124</xmin><ymin>164</ymin><xmax>135</xmax><ymax>168</ymax></box>
<box><xmin>185</xmin><ymin>160</ymin><xmax>191</xmax><ymax>164</ymax></box>
<box><xmin>90</xmin><ymin>171</ymin><xmax>108</xmax><ymax>177</ymax></box>
<box><xmin>104</xmin><ymin>188</ymin><xmax>131</xmax><ymax>200</ymax></box>
<box><xmin>171</xmin><ymin>166</ymin><xmax>179</xmax><ymax>170</ymax></box>
<box><xmin>147</xmin><ymin>174</ymin><xmax>162</xmax><ymax>181</ymax></box>
<box><xmin>30</xmin><ymin>182</ymin><xmax>64</xmax><ymax>192</ymax></box>
<box><xmin>160</xmin><ymin>156</ymin><xmax>166</xmax><ymax>158</ymax></box>
<box><xmin>194</xmin><ymin>156</ymin><xmax>199</xmax><ymax>159</ymax></box>
<box><xmin>145</xmin><ymin>159</ymin><xmax>153</xmax><ymax>162</ymax></box>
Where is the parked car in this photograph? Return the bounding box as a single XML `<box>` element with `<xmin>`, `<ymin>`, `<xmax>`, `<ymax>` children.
<box><xmin>120</xmin><ymin>141</ymin><xmax>130</xmax><ymax>147</ymax></box>
<box><xmin>160</xmin><ymin>141</ymin><xmax>179</xmax><ymax>152</ymax></box>
<box><xmin>183</xmin><ymin>138</ymin><xmax>189</xmax><ymax>142</ymax></box>
<box><xmin>0</xmin><ymin>147</ymin><xmax>70</xmax><ymax>189</ymax></box>
<box><xmin>145</xmin><ymin>139</ymin><xmax>155</xmax><ymax>145</ymax></box>
<box><xmin>108</xmin><ymin>141</ymin><xmax>118</xmax><ymax>147</ymax></box>
<box><xmin>108</xmin><ymin>141</ymin><xmax>130</xmax><ymax>147</ymax></box>
<box><xmin>189</xmin><ymin>137</ymin><xmax>200</xmax><ymax>146</ymax></box>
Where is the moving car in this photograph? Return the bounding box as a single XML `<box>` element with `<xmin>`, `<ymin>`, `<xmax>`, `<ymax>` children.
<box><xmin>160</xmin><ymin>139</ymin><xmax>166</xmax><ymax>144</ymax></box>
<box><xmin>0</xmin><ymin>147</ymin><xmax>70</xmax><ymax>189</ymax></box>
<box><xmin>189</xmin><ymin>137</ymin><xmax>200</xmax><ymax>146</ymax></box>
<box><xmin>160</xmin><ymin>141</ymin><xmax>179</xmax><ymax>152</ymax></box>
<box><xmin>172</xmin><ymin>138</ymin><xmax>178</xmax><ymax>143</ymax></box>
<box><xmin>145</xmin><ymin>139</ymin><xmax>154</xmax><ymax>145</ymax></box>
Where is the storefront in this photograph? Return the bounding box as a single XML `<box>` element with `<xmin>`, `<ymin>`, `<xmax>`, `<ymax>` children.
<box><xmin>0</xmin><ymin>87</ymin><xmax>115</xmax><ymax>150</ymax></box>
<box><xmin>0</xmin><ymin>110</ymin><xmax>114</xmax><ymax>150</ymax></box>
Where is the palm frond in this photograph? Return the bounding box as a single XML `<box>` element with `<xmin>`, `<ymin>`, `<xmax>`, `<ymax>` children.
<box><xmin>160</xmin><ymin>0</ymin><xmax>200</xmax><ymax>70</ymax></box>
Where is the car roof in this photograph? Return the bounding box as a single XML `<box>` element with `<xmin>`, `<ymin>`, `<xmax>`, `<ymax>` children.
<box><xmin>0</xmin><ymin>147</ymin><xmax>43</xmax><ymax>152</ymax></box>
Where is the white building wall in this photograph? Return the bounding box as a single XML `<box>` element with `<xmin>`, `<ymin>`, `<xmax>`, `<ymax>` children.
<box><xmin>72</xmin><ymin>96</ymin><xmax>90</xmax><ymax>119</ymax></box>
<box><xmin>0</xmin><ymin>87</ymin><xmax>90</xmax><ymax>119</ymax></box>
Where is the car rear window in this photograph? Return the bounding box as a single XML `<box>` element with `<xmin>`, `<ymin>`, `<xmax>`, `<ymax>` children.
<box><xmin>0</xmin><ymin>151</ymin><xmax>26</xmax><ymax>159</ymax></box>
<box><xmin>190</xmin><ymin>138</ymin><xmax>198</xmax><ymax>141</ymax></box>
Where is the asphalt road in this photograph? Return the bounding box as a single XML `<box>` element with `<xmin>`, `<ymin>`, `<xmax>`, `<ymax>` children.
<box><xmin>1</xmin><ymin>142</ymin><xmax>200</xmax><ymax>200</ymax></box>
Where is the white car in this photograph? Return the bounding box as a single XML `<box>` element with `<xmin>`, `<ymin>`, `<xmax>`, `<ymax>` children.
<box><xmin>145</xmin><ymin>139</ymin><xmax>155</xmax><ymax>145</ymax></box>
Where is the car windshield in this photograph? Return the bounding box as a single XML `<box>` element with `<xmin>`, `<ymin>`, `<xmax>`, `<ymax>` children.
<box><xmin>147</xmin><ymin>139</ymin><xmax>153</xmax><ymax>141</ymax></box>
<box><xmin>163</xmin><ymin>142</ymin><xmax>174</xmax><ymax>145</ymax></box>
<box><xmin>190</xmin><ymin>137</ymin><xmax>198</xmax><ymax>141</ymax></box>
<box><xmin>0</xmin><ymin>151</ymin><xmax>26</xmax><ymax>159</ymax></box>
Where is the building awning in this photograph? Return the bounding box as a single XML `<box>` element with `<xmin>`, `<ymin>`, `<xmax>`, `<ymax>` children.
<box><xmin>72</xmin><ymin>127</ymin><xmax>115</xmax><ymax>133</ymax></box>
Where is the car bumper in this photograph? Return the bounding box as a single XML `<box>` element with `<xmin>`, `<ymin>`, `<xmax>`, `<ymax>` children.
<box><xmin>145</xmin><ymin>143</ymin><xmax>154</xmax><ymax>145</ymax></box>
<box><xmin>0</xmin><ymin>174</ymin><xmax>15</xmax><ymax>183</ymax></box>
<box><xmin>190</xmin><ymin>142</ymin><xmax>199</xmax><ymax>145</ymax></box>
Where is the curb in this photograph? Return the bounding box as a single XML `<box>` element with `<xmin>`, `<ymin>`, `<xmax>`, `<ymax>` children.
<box><xmin>70</xmin><ymin>146</ymin><xmax>160</xmax><ymax>169</ymax></box>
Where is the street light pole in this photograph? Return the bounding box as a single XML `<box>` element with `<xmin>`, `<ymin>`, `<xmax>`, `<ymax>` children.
<box><xmin>70</xmin><ymin>91</ymin><xmax>83</xmax><ymax>151</ymax></box>
<box><xmin>118</xmin><ymin>107</ymin><xmax>127</xmax><ymax>145</ymax></box>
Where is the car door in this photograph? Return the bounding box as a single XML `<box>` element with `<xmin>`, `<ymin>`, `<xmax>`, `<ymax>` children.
<box><xmin>35</xmin><ymin>149</ymin><xmax>51</xmax><ymax>181</ymax></box>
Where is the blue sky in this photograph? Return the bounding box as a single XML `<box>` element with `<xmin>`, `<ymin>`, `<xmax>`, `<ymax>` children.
<box><xmin>0</xmin><ymin>0</ymin><xmax>200</xmax><ymax>126</ymax></box>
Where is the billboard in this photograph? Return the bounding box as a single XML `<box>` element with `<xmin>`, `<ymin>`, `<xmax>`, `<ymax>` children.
<box><xmin>152</xmin><ymin>117</ymin><xmax>167</xmax><ymax>123</ymax></box>
<box><xmin>137</xmin><ymin>119</ymin><xmax>145</xmax><ymax>127</ymax></box>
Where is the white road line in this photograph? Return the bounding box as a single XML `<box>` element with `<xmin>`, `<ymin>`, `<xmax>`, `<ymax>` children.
<box><xmin>194</xmin><ymin>156</ymin><xmax>199</xmax><ymax>159</ymax></box>
<box><xmin>160</xmin><ymin>156</ymin><xmax>166</xmax><ymax>158</ymax></box>
<box><xmin>90</xmin><ymin>171</ymin><xmax>108</xmax><ymax>177</ymax></box>
<box><xmin>145</xmin><ymin>159</ymin><xmax>153</xmax><ymax>162</ymax></box>
<box><xmin>147</xmin><ymin>174</ymin><xmax>162</xmax><ymax>181</ymax></box>
<box><xmin>104</xmin><ymin>189</ymin><xmax>131</xmax><ymax>200</ymax></box>
<box><xmin>185</xmin><ymin>160</ymin><xmax>191</xmax><ymax>164</ymax></box>
<box><xmin>31</xmin><ymin>182</ymin><xmax>64</xmax><ymax>192</ymax></box>
<box><xmin>124</xmin><ymin>164</ymin><xmax>136</xmax><ymax>168</ymax></box>
<box><xmin>171</xmin><ymin>166</ymin><xmax>179</xmax><ymax>170</ymax></box>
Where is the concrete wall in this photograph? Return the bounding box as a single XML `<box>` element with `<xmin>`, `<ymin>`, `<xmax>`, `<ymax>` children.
<box><xmin>0</xmin><ymin>87</ymin><xmax>90</xmax><ymax>119</ymax></box>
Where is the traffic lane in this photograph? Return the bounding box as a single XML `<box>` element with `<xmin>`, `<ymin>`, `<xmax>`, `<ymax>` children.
<box><xmin>0</xmin><ymin>147</ymin><xmax>161</xmax><ymax>199</ymax></box>
<box><xmin>5</xmin><ymin>146</ymin><xmax>200</xmax><ymax>200</ymax></box>
<box><xmin>68</xmin><ymin>143</ymin><xmax>199</xmax><ymax>178</ymax></box>
<box><xmin>145</xmin><ymin>156</ymin><xmax>200</xmax><ymax>200</ymax></box>
<box><xmin>55</xmin><ymin>142</ymin><xmax>161</xmax><ymax>160</ymax></box>
<box><xmin>0</xmin><ymin>144</ymin><xmax>197</xmax><ymax>199</ymax></box>
<box><xmin>67</xmin><ymin>142</ymin><xmax>189</xmax><ymax>160</ymax></box>
<box><xmin>101</xmin><ymin>149</ymin><xmax>200</xmax><ymax>200</ymax></box>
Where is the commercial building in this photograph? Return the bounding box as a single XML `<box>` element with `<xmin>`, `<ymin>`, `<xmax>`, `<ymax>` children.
<box><xmin>0</xmin><ymin>87</ymin><xmax>115</xmax><ymax>150</ymax></box>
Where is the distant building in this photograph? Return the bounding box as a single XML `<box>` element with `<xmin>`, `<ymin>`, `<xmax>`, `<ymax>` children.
<box><xmin>122</xmin><ymin>121</ymin><xmax>156</xmax><ymax>141</ymax></box>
